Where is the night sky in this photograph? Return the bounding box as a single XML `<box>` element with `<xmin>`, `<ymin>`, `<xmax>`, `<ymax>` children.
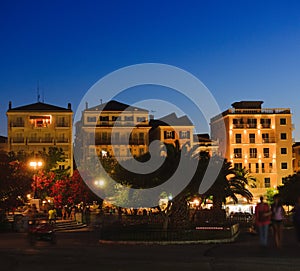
<box><xmin>1</xmin><ymin>1</ymin><xmax>300</xmax><ymax>139</ymax></box>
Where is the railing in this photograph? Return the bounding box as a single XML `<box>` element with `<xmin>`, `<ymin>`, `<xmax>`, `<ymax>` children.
<box><xmin>10</xmin><ymin>138</ymin><xmax>25</xmax><ymax>143</ymax></box>
<box><xmin>56</xmin><ymin>123</ymin><xmax>69</xmax><ymax>127</ymax></box>
<box><xmin>94</xmin><ymin>139</ymin><xmax>145</xmax><ymax>145</ymax></box>
<box><xmin>228</xmin><ymin>108</ymin><xmax>291</xmax><ymax>114</ymax></box>
<box><xmin>10</xmin><ymin>122</ymin><xmax>25</xmax><ymax>127</ymax></box>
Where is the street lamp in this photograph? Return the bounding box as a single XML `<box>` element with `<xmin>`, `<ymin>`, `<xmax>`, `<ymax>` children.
<box><xmin>29</xmin><ymin>161</ymin><xmax>43</xmax><ymax>199</ymax></box>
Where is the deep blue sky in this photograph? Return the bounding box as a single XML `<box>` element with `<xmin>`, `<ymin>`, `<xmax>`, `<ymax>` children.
<box><xmin>1</xmin><ymin>1</ymin><xmax>300</xmax><ymax>139</ymax></box>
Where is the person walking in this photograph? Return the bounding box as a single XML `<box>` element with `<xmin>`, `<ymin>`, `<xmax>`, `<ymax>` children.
<box><xmin>255</xmin><ymin>196</ymin><xmax>271</xmax><ymax>247</ymax></box>
<box><xmin>271</xmin><ymin>194</ymin><xmax>285</xmax><ymax>248</ymax></box>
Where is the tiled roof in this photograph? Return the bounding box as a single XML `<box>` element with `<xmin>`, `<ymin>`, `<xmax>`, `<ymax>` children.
<box><xmin>86</xmin><ymin>100</ymin><xmax>148</xmax><ymax>112</ymax></box>
<box><xmin>7</xmin><ymin>102</ymin><xmax>72</xmax><ymax>112</ymax></box>
<box><xmin>150</xmin><ymin>113</ymin><xmax>193</xmax><ymax>127</ymax></box>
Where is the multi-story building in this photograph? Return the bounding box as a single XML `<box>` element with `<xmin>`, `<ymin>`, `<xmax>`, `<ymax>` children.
<box><xmin>193</xmin><ymin>133</ymin><xmax>219</xmax><ymax>156</ymax></box>
<box><xmin>75</xmin><ymin>100</ymin><xmax>151</xmax><ymax>161</ymax></box>
<box><xmin>7</xmin><ymin>101</ymin><xmax>73</xmax><ymax>174</ymax></box>
<box><xmin>149</xmin><ymin>113</ymin><xmax>194</xmax><ymax>151</ymax></box>
<box><xmin>293</xmin><ymin>142</ymin><xmax>300</xmax><ymax>173</ymax></box>
<box><xmin>211</xmin><ymin>101</ymin><xmax>294</xmax><ymax>199</ymax></box>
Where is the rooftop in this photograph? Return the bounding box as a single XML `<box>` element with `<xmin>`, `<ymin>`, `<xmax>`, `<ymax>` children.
<box><xmin>150</xmin><ymin>113</ymin><xmax>193</xmax><ymax>127</ymax></box>
<box><xmin>85</xmin><ymin>100</ymin><xmax>148</xmax><ymax>112</ymax></box>
<box><xmin>7</xmin><ymin>102</ymin><xmax>72</xmax><ymax>112</ymax></box>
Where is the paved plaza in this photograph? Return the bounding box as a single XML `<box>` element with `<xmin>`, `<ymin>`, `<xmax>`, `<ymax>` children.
<box><xmin>0</xmin><ymin>228</ymin><xmax>300</xmax><ymax>271</ymax></box>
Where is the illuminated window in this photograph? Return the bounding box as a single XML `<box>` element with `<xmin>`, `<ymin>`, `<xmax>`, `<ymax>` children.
<box><xmin>234</xmin><ymin>148</ymin><xmax>242</xmax><ymax>158</ymax></box>
<box><xmin>30</xmin><ymin>115</ymin><xmax>51</xmax><ymax>127</ymax></box>
<box><xmin>262</xmin><ymin>133</ymin><xmax>270</xmax><ymax>143</ymax></box>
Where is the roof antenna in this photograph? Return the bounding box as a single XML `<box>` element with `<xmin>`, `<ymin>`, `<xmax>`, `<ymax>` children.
<box><xmin>100</xmin><ymin>99</ymin><xmax>103</xmax><ymax>104</ymax></box>
<box><xmin>37</xmin><ymin>81</ymin><xmax>41</xmax><ymax>102</ymax></box>
<box><xmin>42</xmin><ymin>89</ymin><xmax>45</xmax><ymax>103</ymax></box>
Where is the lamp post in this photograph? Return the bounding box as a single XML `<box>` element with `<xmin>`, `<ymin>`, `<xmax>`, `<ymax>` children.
<box><xmin>29</xmin><ymin>161</ymin><xmax>43</xmax><ymax>199</ymax></box>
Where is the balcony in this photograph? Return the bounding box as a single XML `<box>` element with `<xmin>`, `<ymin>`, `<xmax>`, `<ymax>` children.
<box><xmin>56</xmin><ymin>123</ymin><xmax>70</xmax><ymax>128</ymax></box>
<box><xmin>10</xmin><ymin>122</ymin><xmax>25</xmax><ymax>128</ymax></box>
<box><xmin>56</xmin><ymin>138</ymin><xmax>69</xmax><ymax>144</ymax></box>
<box><xmin>262</xmin><ymin>137</ymin><xmax>276</xmax><ymax>143</ymax></box>
<box><xmin>27</xmin><ymin>138</ymin><xmax>54</xmax><ymax>144</ymax></box>
<box><xmin>261</xmin><ymin>124</ymin><xmax>271</xmax><ymax>129</ymax></box>
<box><xmin>10</xmin><ymin>138</ymin><xmax>25</xmax><ymax>144</ymax></box>
<box><xmin>94</xmin><ymin>139</ymin><xmax>146</xmax><ymax>146</ymax></box>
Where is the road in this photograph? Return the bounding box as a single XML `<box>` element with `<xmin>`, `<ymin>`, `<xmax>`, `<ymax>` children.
<box><xmin>0</xmin><ymin>229</ymin><xmax>300</xmax><ymax>271</ymax></box>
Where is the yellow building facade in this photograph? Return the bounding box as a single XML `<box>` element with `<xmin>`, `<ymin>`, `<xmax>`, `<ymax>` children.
<box><xmin>7</xmin><ymin>101</ymin><xmax>73</xmax><ymax>174</ymax></box>
<box><xmin>149</xmin><ymin>113</ymin><xmax>194</xmax><ymax>151</ymax></box>
<box><xmin>211</xmin><ymin>101</ymin><xmax>294</xmax><ymax>200</ymax></box>
<box><xmin>75</xmin><ymin>100</ymin><xmax>151</xmax><ymax>161</ymax></box>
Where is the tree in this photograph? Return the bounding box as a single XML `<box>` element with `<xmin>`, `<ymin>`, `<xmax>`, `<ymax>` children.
<box><xmin>204</xmin><ymin>161</ymin><xmax>253</xmax><ymax>210</ymax></box>
<box><xmin>278</xmin><ymin>173</ymin><xmax>300</xmax><ymax>206</ymax></box>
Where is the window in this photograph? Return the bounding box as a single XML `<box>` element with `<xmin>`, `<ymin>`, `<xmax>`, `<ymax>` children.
<box><xmin>100</xmin><ymin>116</ymin><xmax>109</xmax><ymax>121</ymax></box>
<box><xmin>256</xmin><ymin>163</ymin><xmax>259</xmax><ymax>173</ymax></box>
<box><xmin>261</xmin><ymin>118</ymin><xmax>271</xmax><ymax>128</ymax></box>
<box><xmin>281</xmin><ymin>162</ymin><xmax>288</xmax><ymax>169</ymax></box>
<box><xmin>249</xmin><ymin>133</ymin><xmax>255</xmax><ymax>144</ymax></box>
<box><xmin>269</xmin><ymin>163</ymin><xmax>273</xmax><ymax>173</ymax></box>
<box><xmin>248</xmin><ymin>163</ymin><xmax>252</xmax><ymax>173</ymax></box>
<box><xmin>264</xmin><ymin>178</ymin><xmax>271</xmax><ymax>188</ymax></box>
<box><xmin>164</xmin><ymin>131</ymin><xmax>175</xmax><ymax>139</ymax></box>
<box><xmin>137</xmin><ymin>117</ymin><xmax>146</xmax><ymax>122</ymax></box>
<box><xmin>281</xmin><ymin>148</ymin><xmax>287</xmax><ymax>155</ymax></box>
<box><xmin>263</xmin><ymin>148</ymin><xmax>269</xmax><ymax>158</ymax></box>
<box><xmin>234</xmin><ymin>148</ymin><xmax>242</xmax><ymax>158</ymax></box>
<box><xmin>179</xmin><ymin>131</ymin><xmax>190</xmax><ymax>139</ymax></box>
<box><xmin>280</xmin><ymin>118</ymin><xmax>287</xmax><ymax>125</ymax></box>
<box><xmin>30</xmin><ymin>115</ymin><xmax>51</xmax><ymax>127</ymax></box>
<box><xmin>124</xmin><ymin>116</ymin><xmax>134</xmax><ymax>121</ymax></box>
<box><xmin>247</xmin><ymin>118</ymin><xmax>257</xmax><ymax>128</ymax></box>
<box><xmin>262</xmin><ymin>163</ymin><xmax>265</xmax><ymax>173</ymax></box>
<box><xmin>235</xmin><ymin>134</ymin><xmax>242</xmax><ymax>143</ymax></box>
<box><xmin>281</xmin><ymin>133</ymin><xmax>287</xmax><ymax>140</ymax></box>
<box><xmin>87</xmin><ymin>116</ymin><xmax>96</xmax><ymax>122</ymax></box>
<box><xmin>233</xmin><ymin>118</ymin><xmax>244</xmax><ymax>128</ymax></box>
<box><xmin>112</xmin><ymin>116</ymin><xmax>119</xmax><ymax>121</ymax></box>
<box><xmin>250</xmin><ymin>148</ymin><xmax>257</xmax><ymax>158</ymax></box>
<box><xmin>139</xmin><ymin>148</ymin><xmax>145</xmax><ymax>156</ymax></box>
<box><xmin>59</xmin><ymin>165</ymin><xmax>65</xmax><ymax>170</ymax></box>
<box><xmin>262</xmin><ymin>133</ymin><xmax>270</xmax><ymax>143</ymax></box>
<box><xmin>234</xmin><ymin>163</ymin><xmax>243</xmax><ymax>170</ymax></box>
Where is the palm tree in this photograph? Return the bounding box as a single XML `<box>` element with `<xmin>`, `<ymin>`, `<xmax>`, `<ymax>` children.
<box><xmin>205</xmin><ymin>161</ymin><xmax>253</xmax><ymax>210</ymax></box>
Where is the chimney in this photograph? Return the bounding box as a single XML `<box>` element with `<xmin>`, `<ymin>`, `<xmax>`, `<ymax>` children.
<box><xmin>85</xmin><ymin>102</ymin><xmax>88</xmax><ymax>109</ymax></box>
<box><xmin>68</xmin><ymin>103</ymin><xmax>71</xmax><ymax>110</ymax></box>
<box><xmin>9</xmin><ymin>101</ymin><xmax>12</xmax><ymax>110</ymax></box>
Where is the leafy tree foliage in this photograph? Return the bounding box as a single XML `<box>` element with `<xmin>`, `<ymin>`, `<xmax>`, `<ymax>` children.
<box><xmin>278</xmin><ymin>173</ymin><xmax>300</xmax><ymax>206</ymax></box>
